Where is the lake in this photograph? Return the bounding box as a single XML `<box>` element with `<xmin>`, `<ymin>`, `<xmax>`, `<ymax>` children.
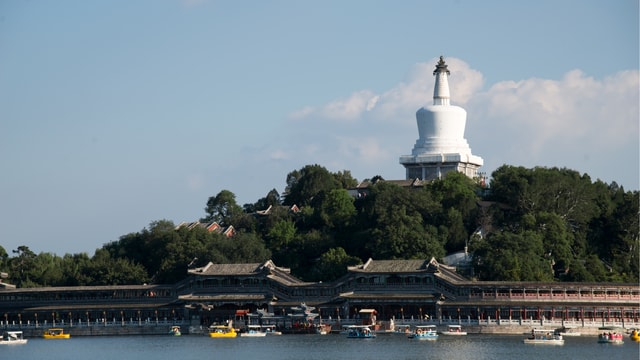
<box><xmin>2</xmin><ymin>333</ymin><xmax>638</xmax><ymax>360</ymax></box>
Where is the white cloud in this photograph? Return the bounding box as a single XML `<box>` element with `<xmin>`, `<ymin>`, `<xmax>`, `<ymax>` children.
<box><xmin>469</xmin><ymin>69</ymin><xmax>639</xmax><ymax>154</ymax></box>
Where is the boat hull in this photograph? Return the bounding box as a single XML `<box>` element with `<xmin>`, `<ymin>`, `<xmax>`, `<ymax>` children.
<box><xmin>597</xmin><ymin>339</ymin><xmax>624</xmax><ymax>344</ymax></box>
<box><xmin>208</xmin><ymin>326</ymin><xmax>237</xmax><ymax>338</ymax></box>
<box><xmin>209</xmin><ymin>331</ymin><xmax>237</xmax><ymax>338</ymax></box>
<box><xmin>1</xmin><ymin>331</ymin><xmax>28</xmax><ymax>345</ymax></box>
<box><xmin>240</xmin><ymin>332</ymin><xmax>267</xmax><ymax>337</ymax></box>
<box><xmin>0</xmin><ymin>339</ymin><xmax>28</xmax><ymax>345</ymax></box>
<box><xmin>408</xmin><ymin>334</ymin><xmax>438</xmax><ymax>340</ymax></box>
<box><xmin>347</xmin><ymin>334</ymin><xmax>376</xmax><ymax>339</ymax></box>
<box><xmin>523</xmin><ymin>339</ymin><xmax>564</xmax><ymax>345</ymax></box>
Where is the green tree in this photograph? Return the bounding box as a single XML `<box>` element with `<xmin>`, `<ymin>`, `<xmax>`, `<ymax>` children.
<box><xmin>59</xmin><ymin>253</ymin><xmax>93</xmax><ymax>286</ymax></box>
<box><xmin>266</xmin><ymin>219</ymin><xmax>296</xmax><ymax>252</ymax></box>
<box><xmin>363</xmin><ymin>182</ymin><xmax>445</xmax><ymax>260</ymax></box>
<box><xmin>444</xmin><ymin>208</ymin><xmax>467</xmax><ymax>253</ymax></box>
<box><xmin>0</xmin><ymin>245</ymin><xmax>8</xmax><ymax>273</ymax></box>
<box><xmin>563</xmin><ymin>258</ymin><xmax>595</xmax><ymax>282</ymax></box>
<box><xmin>316</xmin><ymin>188</ymin><xmax>356</xmax><ymax>228</ymax></box>
<box><xmin>472</xmin><ymin>231</ymin><xmax>554</xmax><ymax>281</ymax></box>
<box><xmin>28</xmin><ymin>252</ymin><xmax>64</xmax><ymax>287</ymax></box>
<box><xmin>214</xmin><ymin>232</ymin><xmax>271</xmax><ymax>263</ymax></box>
<box><xmin>202</xmin><ymin>190</ymin><xmax>244</xmax><ymax>225</ymax></box>
<box><xmin>85</xmin><ymin>249</ymin><xmax>149</xmax><ymax>285</ymax></box>
<box><xmin>309</xmin><ymin>247</ymin><xmax>362</xmax><ymax>282</ymax></box>
<box><xmin>9</xmin><ymin>246</ymin><xmax>37</xmax><ymax>287</ymax></box>
<box><xmin>283</xmin><ymin>165</ymin><xmax>340</xmax><ymax>207</ymax></box>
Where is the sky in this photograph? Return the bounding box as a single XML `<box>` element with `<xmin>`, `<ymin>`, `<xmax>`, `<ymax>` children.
<box><xmin>1</xmin><ymin>0</ymin><xmax>638</xmax><ymax>256</ymax></box>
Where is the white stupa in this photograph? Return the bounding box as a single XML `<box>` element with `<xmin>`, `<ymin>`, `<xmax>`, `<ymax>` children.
<box><xmin>399</xmin><ymin>56</ymin><xmax>483</xmax><ymax>181</ymax></box>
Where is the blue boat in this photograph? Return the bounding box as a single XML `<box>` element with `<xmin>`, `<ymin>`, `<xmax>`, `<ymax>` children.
<box><xmin>408</xmin><ymin>325</ymin><xmax>438</xmax><ymax>340</ymax></box>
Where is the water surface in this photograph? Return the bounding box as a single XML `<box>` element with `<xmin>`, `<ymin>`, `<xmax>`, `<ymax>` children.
<box><xmin>2</xmin><ymin>333</ymin><xmax>638</xmax><ymax>360</ymax></box>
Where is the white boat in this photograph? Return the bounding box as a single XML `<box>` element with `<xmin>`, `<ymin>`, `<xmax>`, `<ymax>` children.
<box><xmin>0</xmin><ymin>331</ymin><xmax>28</xmax><ymax>345</ymax></box>
<box><xmin>240</xmin><ymin>325</ymin><xmax>267</xmax><ymax>337</ymax></box>
<box><xmin>346</xmin><ymin>325</ymin><xmax>376</xmax><ymax>338</ymax></box>
<box><xmin>440</xmin><ymin>324</ymin><xmax>467</xmax><ymax>336</ymax></box>
<box><xmin>523</xmin><ymin>329</ymin><xmax>564</xmax><ymax>345</ymax></box>
<box><xmin>408</xmin><ymin>325</ymin><xmax>438</xmax><ymax>340</ymax></box>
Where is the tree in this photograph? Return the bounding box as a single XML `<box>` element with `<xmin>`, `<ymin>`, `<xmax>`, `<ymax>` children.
<box><xmin>363</xmin><ymin>182</ymin><xmax>445</xmax><ymax>260</ymax></box>
<box><xmin>333</xmin><ymin>170</ymin><xmax>358</xmax><ymax>189</ymax></box>
<box><xmin>472</xmin><ymin>231</ymin><xmax>554</xmax><ymax>281</ymax></box>
<box><xmin>444</xmin><ymin>208</ymin><xmax>467</xmax><ymax>253</ymax></box>
<box><xmin>59</xmin><ymin>253</ymin><xmax>93</xmax><ymax>286</ymax></box>
<box><xmin>266</xmin><ymin>219</ymin><xmax>296</xmax><ymax>251</ymax></box>
<box><xmin>316</xmin><ymin>189</ymin><xmax>356</xmax><ymax>228</ymax></box>
<box><xmin>309</xmin><ymin>247</ymin><xmax>362</xmax><ymax>281</ymax></box>
<box><xmin>283</xmin><ymin>165</ymin><xmax>341</xmax><ymax>207</ymax></box>
<box><xmin>85</xmin><ymin>249</ymin><xmax>149</xmax><ymax>285</ymax></box>
<box><xmin>214</xmin><ymin>232</ymin><xmax>271</xmax><ymax>263</ymax></box>
<box><xmin>530</xmin><ymin>212</ymin><xmax>574</xmax><ymax>276</ymax></box>
<box><xmin>202</xmin><ymin>190</ymin><xmax>244</xmax><ymax>225</ymax></box>
<box><xmin>10</xmin><ymin>246</ymin><xmax>37</xmax><ymax>287</ymax></box>
<box><xmin>0</xmin><ymin>245</ymin><xmax>8</xmax><ymax>273</ymax></box>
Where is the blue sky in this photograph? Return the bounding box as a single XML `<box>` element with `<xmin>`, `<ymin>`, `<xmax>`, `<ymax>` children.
<box><xmin>1</xmin><ymin>0</ymin><xmax>638</xmax><ymax>256</ymax></box>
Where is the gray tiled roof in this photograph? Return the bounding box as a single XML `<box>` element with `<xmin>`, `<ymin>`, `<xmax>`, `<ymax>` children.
<box><xmin>348</xmin><ymin>258</ymin><xmax>432</xmax><ymax>273</ymax></box>
<box><xmin>187</xmin><ymin>260</ymin><xmax>310</xmax><ymax>286</ymax></box>
<box><xmin>192</xmin><ymin>263</ymin><xmax>264</xmax><ymax>275</ymax></box>
<box><xmin>189</xmin><ymin>260</ymin><xmax>288</xmax><ymax>276</ymax></box>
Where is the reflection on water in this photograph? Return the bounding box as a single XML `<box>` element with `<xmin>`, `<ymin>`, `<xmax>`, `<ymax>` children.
<box><xmin>2</xmin><ymin>333</ymin><xmax>638</xmax><ymax>360</ymax></box>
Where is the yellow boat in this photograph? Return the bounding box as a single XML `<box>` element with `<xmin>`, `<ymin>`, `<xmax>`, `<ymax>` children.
<box><xmin>43</xmin><ymin>328</ymin><xmax>71</xmax><ymax>339</ymax></box>
<box><xmin>630</xmin><ymin>329</ymin><xmax>640</xmax><ymax>342</ymax></box>
<box><xmin>208</xmin><ymin>324</ymin><xmax>237</xmax><ymax>338</ymax></box>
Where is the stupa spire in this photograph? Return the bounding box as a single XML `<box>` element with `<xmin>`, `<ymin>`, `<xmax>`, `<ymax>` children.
<box><xmin>433</xmin><ymin>56</ymin><xmax>450</xmax><ymax>106</ymax></box>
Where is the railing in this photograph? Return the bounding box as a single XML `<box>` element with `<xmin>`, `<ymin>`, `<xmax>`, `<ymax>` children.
<box><xmin>467</xmin><ymin>292</ymin><xmax>640</xmax><ymax>302</ymax></box>
<box><xmin>1</xmin><ymin>318</ymin><xmax>187</xmax><ymax>329</ymax></box>
<box><xmin>388</xmin><ymin>316</ymin><xmax>640</xmax><ymax>328</ymax></box>
<box><xmin>303</xmin><ymin>316</ymin><xmax>640</xmax><ymax>332</ymax></box>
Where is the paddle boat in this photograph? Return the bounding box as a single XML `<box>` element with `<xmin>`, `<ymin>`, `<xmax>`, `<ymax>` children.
<box><xmin>346</xmin><ymin>325</ymin><xmax>376</xmax><ymax>338</ymax></box>
<box><xmin>440</xmin><ymin>324</ymin><xmax>467</xmax><ymax>336</ymax></box>
<box><xmin>408</xmin><ymin>325</ymin><xmax>438</xmax><ymax>340</ymax></box>
<box><xmin>389</xmin><ymin>324</ymin><xmax>411</xmax><ymax>335</ymax></box>
<box><xmin>0</xmin><ymin>331</ymin><xmax>28</xmax><ymax>345</ymax></box>
<box><xmin>262</xmin><ymin>325</ymin><xmax>282</xmax><ymax>335</ymax></box>
<box><xmin>315</xmin><ymin>323</ymin><xmax>332</xmax><ymax>335</ymax></box>
<box><xmin>523</xmin><ymin>329</ymin><xmax>564</xmax><ymax>345</ymax></box>
<box><xmin>169</xmin><ymin>325</ymin><xmax>181</xmax><ymax>336</ymax></box>
<box><xmin>43</xmin><ymin>328</ymin><xmax>71</xmax><ymax>339</ymax></box>
<box><xmin>208</xmin><ymin>323</ymin><xmax>238</xmax><ymax>338</ymax></box>
<box><xmin>629</xmin><ymin>329</ymin><xmax>640</xmax><ymax>342</ymax></box>
<box><xmin>598</xmin><ymin>332</ymin><xmax>624</xmax><ymax>344</ymax></box>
